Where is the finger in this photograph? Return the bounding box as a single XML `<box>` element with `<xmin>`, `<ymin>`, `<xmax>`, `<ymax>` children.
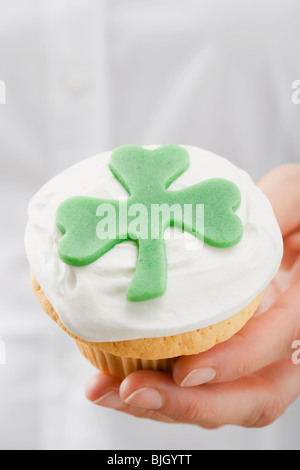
<box><xmin>85</xmin><ymin>372</ymin><xmax>176</xmax><ymax>423</ymax></box>
<box><xmin>285</xmin><ymin>230</ymin><xmax>300</xmax><ymax>253</ymax></box>
<box><xmin>282</xmin><ymin>230</ymin><xmax>300</xmax><ymax>271</ymax></box>
<box><xmin>173</xmin><ymin>281</ymin><xmax>300</xmax><ymax>387</ymax></box>
<box><xmin>258</xmin><ymin>164</ymin><xmax>300</xmax><ymax>237</ymax></box>
<box><xmin>85</xmin><ymin>372</ymin><xmax>124</xmax><ymax>409</ymax></box>
<box><xmin>119</xmin><ymin>361</ymin><xmax>300</xmax><ymax>428</ymax></box>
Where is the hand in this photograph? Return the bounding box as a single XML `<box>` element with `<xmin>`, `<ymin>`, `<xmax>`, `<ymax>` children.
<box><xmin>86</xmin><ymin>164</ymin><xmax>300</xmax><ymax>428</ymax></box>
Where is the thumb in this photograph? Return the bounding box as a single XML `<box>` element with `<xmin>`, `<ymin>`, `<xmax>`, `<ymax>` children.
<box><xmin>258</xmin><ymin>164</ymin><xmax>300</xmax><ymax>237</ymax></box>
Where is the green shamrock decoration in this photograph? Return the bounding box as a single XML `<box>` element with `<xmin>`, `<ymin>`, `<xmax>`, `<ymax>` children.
<box><xmin>56</xmin><ymin>145</ymin><xmax>243</xmax><ymax>302</ymax></box>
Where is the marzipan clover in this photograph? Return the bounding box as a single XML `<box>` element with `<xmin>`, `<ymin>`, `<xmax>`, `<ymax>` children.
<box><xmin>56</xmin><ymin>145</ymin><xmax>243</xmax><ymax>302</ymax></box>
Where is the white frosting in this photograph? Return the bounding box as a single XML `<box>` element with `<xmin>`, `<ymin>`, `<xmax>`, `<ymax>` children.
<box><xmin>25</xmin><ymin>145</ymin><xmax>283</xmax><ymax>342</ymax></box>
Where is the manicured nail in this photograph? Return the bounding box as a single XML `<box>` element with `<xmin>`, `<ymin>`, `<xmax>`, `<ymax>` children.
<box><xmin>93</xmin><ymin>391</ymin><xmax>124</xmax><ymax>410</ymax></box>
<box><xmin>180</xmin><ymin>368</ymin><xmax>216</xmax><ymax>387</ymax></box>
<box><xmin>124</xmin><ymin>388</ymin><xmax>164</xmax><ymax>409</ymax></box>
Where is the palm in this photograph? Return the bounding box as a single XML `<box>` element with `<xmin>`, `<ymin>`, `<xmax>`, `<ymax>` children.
<box><xmin>257</xmin><ymin>167</ymin><xmax>300</xmax><ymax>314</ymax></box>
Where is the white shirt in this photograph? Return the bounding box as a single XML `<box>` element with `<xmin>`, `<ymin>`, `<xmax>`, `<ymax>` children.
<box><xmin>0</xmin><ymin>0</ymin><xmax>299</xmax><ymax>449</ymax></box>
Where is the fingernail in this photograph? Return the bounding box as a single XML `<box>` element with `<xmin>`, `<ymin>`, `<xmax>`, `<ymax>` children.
<box><xmin>180</xmin><ymin>368</ymin><xmax>216</xmax><ymax>387</ymax></box>
<box><xmin>93</xmin><ymin>391</ymin><xmax>124</xmax><ymax>410</ymax></box>
<box><xmin>124</xmin><ymin>388</ymin><xmax>164</xmax><ymax>409</ymax></box>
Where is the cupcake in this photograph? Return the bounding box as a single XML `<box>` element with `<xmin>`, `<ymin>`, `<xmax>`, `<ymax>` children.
<box><xmin>25</xmin><ymin>145</ymin><xmax>283</xmax><ymax>380</ymax></box>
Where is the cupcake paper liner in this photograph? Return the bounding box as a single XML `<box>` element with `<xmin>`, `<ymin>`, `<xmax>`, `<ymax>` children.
<box><xmin>75</xmin><ymin>340</ymin><xmax>177</xmax><ymax>380</ymax></box>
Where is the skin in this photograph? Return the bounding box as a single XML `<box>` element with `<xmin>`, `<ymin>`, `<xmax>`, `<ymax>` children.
<box><xmin>86</xmin><ymin>164</ymin><xmax>300</xmax><ymax>429</ymax></box>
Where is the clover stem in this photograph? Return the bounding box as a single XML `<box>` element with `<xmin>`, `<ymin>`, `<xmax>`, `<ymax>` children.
<box><xmin>126</xmin><ymin>237</ymin><xmax>167</xmax><ymax>302</ymax></box>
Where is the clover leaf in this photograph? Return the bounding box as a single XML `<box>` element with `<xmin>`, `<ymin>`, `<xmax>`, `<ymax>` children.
<box><xmin>56</xmin><ymin>145</ymin><xmax>243</xmax><ymax>302</ymax></box>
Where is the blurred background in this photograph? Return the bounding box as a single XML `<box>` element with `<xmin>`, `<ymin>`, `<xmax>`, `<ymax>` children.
<box><xmin>0</xmin><ymin>0</ymin><xmax>300</xmax><ymax>450</ymax></box>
